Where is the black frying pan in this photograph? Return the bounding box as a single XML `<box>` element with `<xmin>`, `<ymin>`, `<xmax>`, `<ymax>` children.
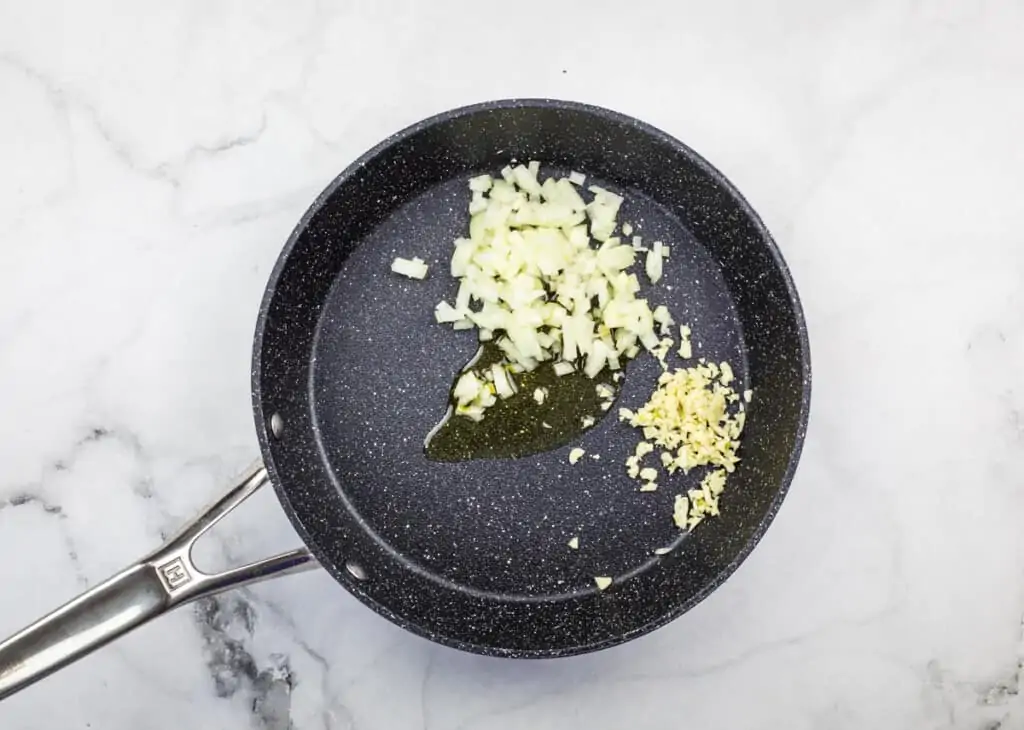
<box><xmin>0</xmin><ymin>99</ymin><xmax>810</xmax><ymax>700</ymax></box>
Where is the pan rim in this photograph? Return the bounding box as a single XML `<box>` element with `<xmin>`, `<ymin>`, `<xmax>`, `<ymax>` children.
<box><xmin>251</xmin><ymin>97</ymin><xmax>812</xmax><ymax>658</ymax></box>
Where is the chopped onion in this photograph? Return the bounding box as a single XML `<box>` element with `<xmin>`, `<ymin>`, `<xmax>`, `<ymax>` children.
<box><xmin>434</xmin><ymin>301</ymin><xmax>466</xmax><ymax>324</ymax></box>
<box><xmin>438</xmin><ymin>162</ymin><xmax>668</xmax><ymax>421</ymax></box>
<box><xmin>553</xmin><ymin>361</ymin><xmax>575</xmax><ymax>376</ymax></box>
<box><xmin>645</xmin><ymin>247</ymin><xmax>663</xmax><ymax>284</ymax></box>
<box><xmin>391</xmin><ymin>256</ymin><xmax>428</xmax><ymax>279</ymax></box>
<box><xmin>491</xmin><ymin>363</ymin><xmax>516</xmax><ymax>399</ymax></box>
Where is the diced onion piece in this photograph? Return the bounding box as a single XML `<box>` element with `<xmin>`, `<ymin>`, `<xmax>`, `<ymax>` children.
<box><xmin>435</xmin><ymin>301</ymin><xmax>466</xmax><ymax>324</ymax></box>
<box><xmin>622</xmin><ymin>223</ymin><xmax>634</xmax><ymax>236</ymax></box>
<box><xmin>455</xmin><ymin>281</ymin><xmax>473</xmax><ymax>311</ymax></box>
<box><xmin>453</xmin><ymin>371</ymin><xmax>483</xmax><ymax>404</ymax></box>
<box><xmin>588</xmin><ymin>185</ymin><xmax>623</xmax><ymax>203</ymax></box>
<box><xmin>645</xmin><ymin>247</ymin><xmax>663</xmax><ymax>284</ymax></box>
<box><xmin>469</xmin><ymin>193</ymin><xmax>488</xmax><ymax>215</ymax></box>
<box><xmin>744</xmin><ymin>389</ymin><xmax>753</xmax><ymax>403</ymax></box>
<box><xmin>491</xmin><ymin>364</ymin><xmax>515</xmax><ymax>399</ymax></box>
<box><xmin>594</xmin><ymin>576</ymin><xmax>612</xmax><ymax>591</ymax></box>
<box><xmin>391</xmin><ymin>256</ymin><xmax>428</xmax><ymax>279</ymax></box>
<box><xmin>584</xmin><ymin>340</ymin><xmax>610</xmax><ymax>378</ymax></box>
<box><xmin>568</xmin><ymin>171</ymin><xmax>586</xmax><ymax>185</ymax></box>
<box><xmin>469</xmin><ymin>175</ymin><xmax>493</xmax><ymax>192</ymax></box>
<box><xmin>569</xmin><ymin>447</ymin><xmax>586</xmax><ymax>465</ymax></box>
<box><xmin>533</xmin><ymin>387</ymin><xmax>548</xmax><ymax>405</ymax></box>
<box><xmin>653</xmin><ymin>546</ymin><xmax>672</xmax><ymax>555</ymax></box>
<box><xmin>568</xmin><ymin>536</ymin><xmax>580</xmax><ymax>549</ymax></box>
<box><xmin>512</xmin><ymin>165</ymin><xmax>542</xmax><ymax>196</ymax></box>
<box><xmin>553</xmin><ymin>361</ymin><xmax>575</xmax><ymax>376</ymax></box>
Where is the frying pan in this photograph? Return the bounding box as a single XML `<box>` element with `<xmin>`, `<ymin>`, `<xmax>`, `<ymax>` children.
<box><xmin>0</xmin><ymin>99</ymin><xmax>810</xmax><ymax>700</ymax></box>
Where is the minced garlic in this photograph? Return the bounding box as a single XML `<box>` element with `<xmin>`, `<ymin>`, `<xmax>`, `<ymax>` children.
<box><xmin>684</xmin><ymin>469</ymin><xmax>727</xmax><ymax>527</ymax></box>
<box><xmin>623</xmin><ymin>358</ymin><xmax>747</xmax><ymax>531</ymax></box>
<box><xmin>678</xmin><ymin>325</ymin><xmax>692</xmax><ymax>359</ymax></box>
<box><xmin>651</xmin><ymin>337</ymin><xmax>674</xmax><ymax>369</ymax></box>
<box><xmin>620</xmin><ymin>362</ymin><xmax>745</xmax><ymax>475</ymax></box>
<box><xmin>672</xmin><ymin>494</ymin><xmax>689</xmax><ymax>529</ymax></box>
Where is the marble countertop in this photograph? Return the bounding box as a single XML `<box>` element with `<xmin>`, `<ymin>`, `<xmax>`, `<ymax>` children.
<box><xmin>3</xmin><ymin>1</ymin><xmax>1024</xmax><ymax>728</ymax></box>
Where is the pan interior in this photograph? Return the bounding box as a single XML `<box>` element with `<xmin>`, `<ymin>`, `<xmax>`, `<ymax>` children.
<box><xmin>255</xmin><ymin>101</ymin><xmax>809</xmax><ymax>655</ymax></box>
<box><xmin>309</xmin><ymin>171</ymin><xmax>746</xmax><ymax>600</ymax></box>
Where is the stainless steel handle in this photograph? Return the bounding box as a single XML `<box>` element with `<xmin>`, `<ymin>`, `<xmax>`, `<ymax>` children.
<box><xmin>0</xmin><ymin>462</ymin><xmax>317</xmax><ymax>701</ymax></box>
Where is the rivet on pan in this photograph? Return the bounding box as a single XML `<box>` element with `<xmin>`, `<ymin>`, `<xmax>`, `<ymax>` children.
<box><xmin>269</xmin><ymin>413</ymin><xmax>285</xmax><ymax>439</ymax></box>
<box><xmin>345</xmin><ymin>560</ymin><xmax>368</xmax><ymax>581</ymax></box>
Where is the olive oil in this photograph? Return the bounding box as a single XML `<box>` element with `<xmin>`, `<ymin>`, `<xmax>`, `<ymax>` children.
<box><xmin>425</xmin><ymin>343</ymin><xmax>618</xmax><ymax>461</ymax></box>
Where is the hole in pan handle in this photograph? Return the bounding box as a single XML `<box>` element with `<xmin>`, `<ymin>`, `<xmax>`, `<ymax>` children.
<box><xmin>0</xmin><ymin>461</ymin><xmax>318</xmax><ymax>702</ymax></box>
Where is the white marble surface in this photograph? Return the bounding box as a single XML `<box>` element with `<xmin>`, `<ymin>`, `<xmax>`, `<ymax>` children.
<box><xmin>2</xmin><ymin>0</ymin><xmax>1024</xmax><ymax>727</ymax></box>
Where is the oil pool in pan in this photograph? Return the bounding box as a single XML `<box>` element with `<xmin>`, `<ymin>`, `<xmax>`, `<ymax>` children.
<box><xmin>425</xmin><ymin>342</ymin><xmax>617</xmax><ymax>461</ymax></box>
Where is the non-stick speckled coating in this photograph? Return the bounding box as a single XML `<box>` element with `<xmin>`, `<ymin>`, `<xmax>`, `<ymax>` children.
<box><xmin>252</xmin><ymin>99</ymin><xmax>811</xmax><ymax>657</ymax></box>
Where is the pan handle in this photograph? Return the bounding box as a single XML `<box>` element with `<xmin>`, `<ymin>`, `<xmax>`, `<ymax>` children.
<box><xmin>0</xmin><ymin>461</ymin><xmax>317</xmax><ymax>701</ymax></box>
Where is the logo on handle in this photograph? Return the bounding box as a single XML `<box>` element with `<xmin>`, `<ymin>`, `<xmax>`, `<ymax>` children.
<box><xmin>158</xmin><ymin>558</ymin><xmax>192</xmax><ymax>590</ymax></box>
